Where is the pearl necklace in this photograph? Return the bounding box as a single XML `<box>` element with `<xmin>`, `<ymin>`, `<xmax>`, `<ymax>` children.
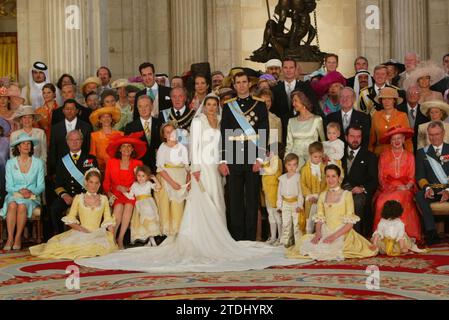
<box><xmin>392</xmin><ymin>149</ymin><xmax>404</xmax><ymax>178</ymax></box>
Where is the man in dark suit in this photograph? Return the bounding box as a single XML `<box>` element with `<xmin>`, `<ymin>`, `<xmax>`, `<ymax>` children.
<box><xmin>397</xmin><ymin>85</ymin><xmax>429</xmax><ymax>152</ymax></box>
<box><xmin>342</xmin><ymin>125</ymin><xmax>378</xmax><ymax>237</ymax></box>
<box><xmin>48</xmin><ymin>99</ymin><xmax>92</xmax><ymax>174</ymax></box>
<box><xmin>271</xmin><ymin>58</ymin><xmax>322</xmax><ymax>143</ymax></box>
<box><xmin>134</xmin><ymin>62</ymin><xmax>172</xmax><ymax>120</ymax></box>
<box><xmin>52</xmin><ymin>84</ymin><xmax>92</xmax><ymax>125</ymax></box>
<box><xmin>50</xmin><ymin>130</ymin><xmax>98</xmax><ymax>235</ymax></box>
<box><xmin>358</xmin><ymin>65</ymin><xmax>406</xmax><ymax>115</ymax></box>
<box><xmin>416</xmin><ymin>121</ymin><xmax>449</xmax><ymax>245</ymax></box>
<box><xmin>430</xmin><ymin>54</ymin><xmax>449</xmax><ymax>95</ymax></box>
<box><xmin>326</xmin><ymin>87</ymin><xmax>371</xmax><ymax>148</ymax></box>
<box><xmin>125</xmin><ymin>95</ymin><xmax>161</xmax><ymax>173</ymax></box>
<box><xmin>219</xmin><ymin>72</ymin><xmax>269</xmax><ymax>241</ymax></box>
<box><xmin>158</xmin><ymin>87</ymin><xmax>196</xmax><ymax>148</ymax></box>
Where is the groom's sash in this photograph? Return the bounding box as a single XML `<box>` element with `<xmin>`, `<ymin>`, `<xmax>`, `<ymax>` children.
<box><xmin>227</xmin><ymin>100</ymin><xmax>259</xmax><ymax>148</ymax></box>
<box><xmin>62</xmin><ymin>154</ymin><xmax>85</xmax><ymax>188</ymax></box>
<box><xmin>424</xmin><ymin>146</ymin><xmax>449</xmax><ymax>185</ymax></box>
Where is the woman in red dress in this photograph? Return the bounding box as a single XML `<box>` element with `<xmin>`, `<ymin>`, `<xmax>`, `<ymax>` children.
<box><xmin>373</xmin><ymin>127</ymin><xmax>422</xmax><ymax>242</ymax></box>
<box><xmin>104</xmin><ymin>132</ymin><xmax>146</xmax><ymax>249</ymax></box>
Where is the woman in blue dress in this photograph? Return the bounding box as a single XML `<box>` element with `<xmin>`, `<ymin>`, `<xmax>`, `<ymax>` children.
<box><xmin>1</xmin><ymin>133</ymin><xmax>45</xmax><ymax>251</ymax></box>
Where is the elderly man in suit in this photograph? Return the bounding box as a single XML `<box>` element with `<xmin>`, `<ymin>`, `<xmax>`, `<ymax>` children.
<box><xmin>326</xmin><ymin>87</ymin><xmax>371</xmax><ymax>148</ymax></box>
<box><xmin>416</xmin><ymin>121</ymin><xmax>449</xmax><ymax>245</ymax></box>
<box><xmin>48</xmin><ymin>99</ymin><xmax>92</xmax><ymax>175</ymax></box>
<box><xmin>134</xmin><ymin>62</ymin><xmax>172</xmax><ymax>119</ymax></box>
<box><xmin>50</xmin><ymin>130</ymin><xmax>98</xmax><ymax>236</ymax></box>
<box><xmin>397</xmin><ymin>85</ymin><xmax>429</xmax><ymax>152</ymax></box>
<box><xmin>341</xmin><ymin>124</ymin><xmax>378</xmax><ymax>237</ymax></box>
<box><xmin>158</xmin><ymin>87</ymin><xmax>196</xmax><ymax>149</ymax></box>
<box><xmin>125</xmin><ymin>95</ymin><xmax>161</xmax><ymax>173</ymax></box>
<box><xmin>398</xmin><ymin>52</ymin><xmax>420</xmax><ymax>89</ymax></box>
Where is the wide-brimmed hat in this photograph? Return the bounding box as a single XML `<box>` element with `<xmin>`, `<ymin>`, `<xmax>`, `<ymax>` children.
<box><xmin>222</xmin><ymin>68</ymin><xmax>260</xmax><ymax>88</ymax></box>
<box><xmin>10</xmin><ymin>132</ymin><xmax>40</xmax><ymax>147</ymax></box>
<box><xmin>111</xmin><ymin>79</ymin><xmax>129</xmax><ymax>89</ymax></box>
<box><xmin>383</xmin><ymin>59</ymin><xmax>406</xmax><ymax>74</ymax></box>
<box><xmin>380</xmin><ymin>126</ymin><xmax>415</xmax><ymax>145</ymax></box>
<box><xmin>0</xmin><ymin>116</ymin><xmax>11</xmax><ymax>136</ymax></box>
<box><xmin>7</xmin><ymin>85</ymin><xmax>25</xmax><ymax>103</ymax></box>
<box><xmin>13</xmin><ymin>105</ymin><xmax>42</xmax><ymax>122</ymax></box>
<box><xmin>106</xmin><ymin>132</ymin><xmax>147</xmax><ymax>159</ymax></box>
<box><xmin>403</xmin><ymin>61</ymin><xmax>445</xmax><ymax>91</ymax></box>
<box><xmin>215</xmin><ymin>87</ymin><xmax>235</xmax><ymax>99</ymax></box>
<box><xmin>310</xmin><ymin>71</ymin><xmax>347</xmax><ymax>99</ymax></box>
<box><xmin>81</xmin><ymin>77</ymin><xmax>101</xmax><ymax>93</ymax></box>
<box><xmin>420</xmin><ymin>99</ymin><xmax>449</xmax><ymax>120</ymax></box>
<box><xmin>89</xmin><ymin>106</ymin><xmax>121</xmax><ymax>126</ymax></box>
<box><xmin>374</xmin><ymin>87</ymin><xmax>404</xmax><ymax>105</ymax></box>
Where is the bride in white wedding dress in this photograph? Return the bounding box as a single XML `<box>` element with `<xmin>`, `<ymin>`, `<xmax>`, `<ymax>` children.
<box><xmin>76</xmin><ymin>94</ymin><xmax>309</xmax><ymax>273</ymax></box>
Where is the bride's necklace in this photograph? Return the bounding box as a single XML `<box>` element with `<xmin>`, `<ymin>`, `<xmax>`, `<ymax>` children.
<box><xmin>392</xmin><ymin>149</ymin><xmax>404</xmax><ymax>177</ymax></box>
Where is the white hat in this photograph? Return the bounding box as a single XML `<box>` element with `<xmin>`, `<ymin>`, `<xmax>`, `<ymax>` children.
<box><xmin>266</xmin><ymin>59</ymin><xmax>282</xmax><ymax>69</ymax></box>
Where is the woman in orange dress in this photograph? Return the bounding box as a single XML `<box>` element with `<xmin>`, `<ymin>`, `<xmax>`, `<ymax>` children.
<box><xmin>373</xmin><ymin>127</ymin><xmax>422</xmax><ymax>242</ymax></box>
<box><xmin>35</xmin><ymin>83</ymin><xmax>58</xmax><ymax>144</ymax></box>
<box><xmin>103</xmin><ymin>133</ymin><xmax>146</xmax><ymax>249</ymax></box>
<box><xmin>369</xmin><ymin>87</ymin><xmax>413</xmax><ymax>156</ymax></box>
<box><xmin>89</xmin><ymin>107</ymin><xmax>123</xmax><ymax>173</ymax></box>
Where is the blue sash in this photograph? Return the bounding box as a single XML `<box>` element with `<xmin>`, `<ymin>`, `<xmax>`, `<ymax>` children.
<box><xmin>62</xmin><ymin>154</ymin><xmax>85</xmax><ymax>188</ymax></box>
<box><xmin>162</xmin><ymin>109</ymin><xmax>170</xmax><ymax>123</ymax></box>
<box><xmin>424</xmin><ymin>146</ymin><xmax>449</xmax><ymax>185</ymax></box>
<box><xmin>228</xmin><ymin>100</ymin><xmax>259</xmax><ymax>148</ymax></box>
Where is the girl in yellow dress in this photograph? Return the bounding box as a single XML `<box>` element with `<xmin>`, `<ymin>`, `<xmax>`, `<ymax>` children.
<box><xmin>287</xmin><ymin>164</ymin><xmax>378</xmax><ymax>261</ymax></box>
<box><xmin>155</xmin><ymin>122</ymin><xmax>190</xmax><ymax>237</ymax></box>
<box><xmin>30</xmin><ymin>169</ymin><xmax>118</xmax><ymax>260</ymax></box>
<box><xmin>371</xmin><ymin>200</ymin><xmax>425</xmax><ymax>256</ymax></box>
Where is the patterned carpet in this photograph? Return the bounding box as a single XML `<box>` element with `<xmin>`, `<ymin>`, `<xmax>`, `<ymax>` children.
<box><xmin>1</xmin><ymin>245</ymin><xmax>449</xmax><ymax>300</ymax></box>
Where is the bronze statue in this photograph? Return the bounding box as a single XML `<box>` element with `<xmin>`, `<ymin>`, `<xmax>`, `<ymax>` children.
<box><xmin>250</xmin><ymin>0</ymin><xmax>325</xmax><ymax>63</ymax></box>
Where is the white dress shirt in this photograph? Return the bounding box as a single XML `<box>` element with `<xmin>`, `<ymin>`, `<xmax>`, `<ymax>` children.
<box><xmin>65</xmin><ymin>118</ymin><xmax>78</xmax><ymax>133</ymax></box>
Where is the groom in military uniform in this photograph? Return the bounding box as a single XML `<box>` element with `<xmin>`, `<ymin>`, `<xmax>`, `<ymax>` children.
<box><xmin>219</xmin><ymin>72</ymin><xmax>269</xmax><ymax>241</ymax></box>
<box><xmin>416</xmin><ymin>121</ymin><xmax>449</xmax><ymax>245</ymax></box>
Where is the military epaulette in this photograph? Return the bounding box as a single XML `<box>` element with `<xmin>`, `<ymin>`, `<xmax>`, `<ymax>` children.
<box><xmin>252</xmin><ymin>96</ymin><xmax>265</xmax><ymax>102</ymax></box>
<box><xmin>224</xmin><ymin>97</ymin><xmax>237</xmax><ymax>105</ymax></box>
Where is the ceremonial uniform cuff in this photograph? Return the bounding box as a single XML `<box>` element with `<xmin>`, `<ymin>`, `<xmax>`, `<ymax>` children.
<box><xmin>220</xmin><ymin>160</ymin><xmax>228</xmax><ymax>165</ymax></box>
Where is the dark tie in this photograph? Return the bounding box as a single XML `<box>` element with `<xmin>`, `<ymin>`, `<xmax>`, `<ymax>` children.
<box><xmin>176</xmin><ymin>111</ymin><xmax>181</xmax><ymax>118</ymax></box>
<box><xmin>348</xmin><ymin>150</ymin><xmax>355</xmax><ymax>161</ymax></box>
<box><xmin>410</xmin><ymin>108</ymin><xmax>416</xmax><ymax>121</ymax></box>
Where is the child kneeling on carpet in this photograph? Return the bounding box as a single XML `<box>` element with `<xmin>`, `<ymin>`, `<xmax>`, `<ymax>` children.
<box><xmin>371</xmin><ymin>200</ymin><xmax>425</xmax><ymax>256</ymax></box>
<box><xmin>30</xmin><ymin>169</ymin><xmax>118</xmax><ymax>260</ymax></box>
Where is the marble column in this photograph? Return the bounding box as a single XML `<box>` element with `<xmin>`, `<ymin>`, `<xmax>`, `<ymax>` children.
<box><xmin>17</xmin><ymin>0</ymin><xmax>108</xmax><ymax>86</ymax></box>
<box><xmin>170</xmin><ymin>0</ymin><xmax>207</xmax><ymax>76</ymax></box>
<box><xmin>206</xmin><ymin>0</ymin><xmax>242</xmax><ymax>74</ymax></box>
<box><xmin>390</xmin><ymin>0</ymin><xmax>428</xmax><ymax>61</ymax></box>
<box><xmin>356</xmin><ymin>0</ymin><xmax>391</xmax><ymax>71</ymax></box>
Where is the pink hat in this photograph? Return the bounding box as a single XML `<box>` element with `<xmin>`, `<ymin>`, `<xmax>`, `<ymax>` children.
<box><xmin>311</xmin><ymin>71</ymin><xmax>347</xmax><ymax>99</ymax></box>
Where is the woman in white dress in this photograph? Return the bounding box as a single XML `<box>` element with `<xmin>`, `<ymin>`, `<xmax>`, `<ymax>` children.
<box><xmin>76</xmin><ymin>94</ymin><xmax>308</xmax><ymax>273</ymax></box>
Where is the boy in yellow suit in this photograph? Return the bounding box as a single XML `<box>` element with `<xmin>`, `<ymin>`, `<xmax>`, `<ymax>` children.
<box><xmin>300</xmin><ymin>142</ymin><xmax>327</xmax><ymax>234</ymax></box>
